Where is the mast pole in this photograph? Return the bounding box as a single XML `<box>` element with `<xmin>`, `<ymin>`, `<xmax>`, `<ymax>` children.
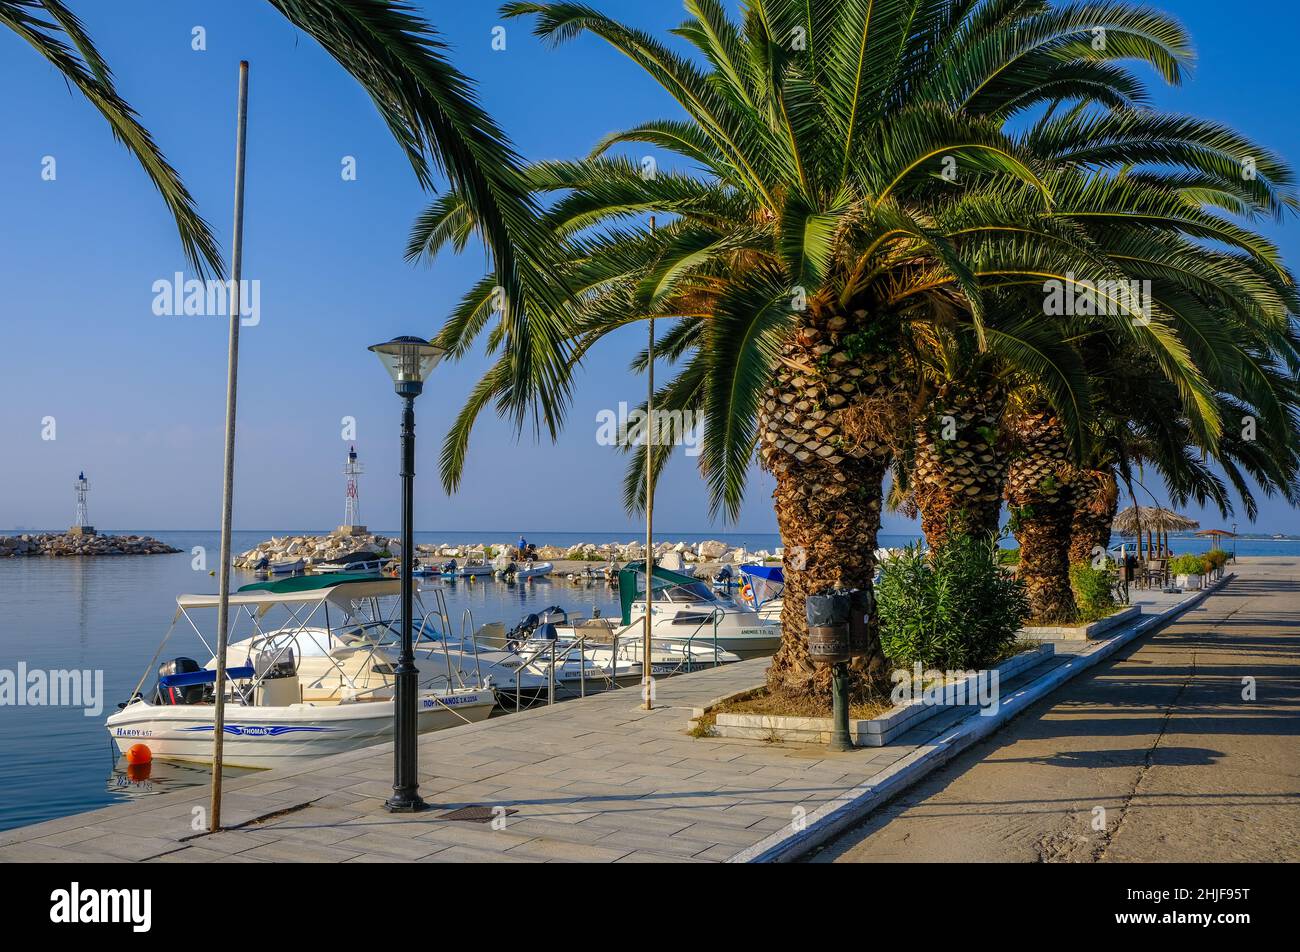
<box><xmin>643</xmin><ymin>216</ymin><xmax>656</xmax><ymax>711</ymax></box>
<box><xmin>210</xmin><ymin>60</ymin><xmax>249</xmax><ymax>832</ymax></box>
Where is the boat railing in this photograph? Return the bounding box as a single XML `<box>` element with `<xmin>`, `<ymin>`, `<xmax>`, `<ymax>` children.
<box><xmin>666</xmin><ymin>605</ymin><xmax>725</xmax><ymax>672</ymax></box>
<box><xmin>414</xmin><ymin>603</ymin><xmax>463</xmax><ymax>691</ymax></box>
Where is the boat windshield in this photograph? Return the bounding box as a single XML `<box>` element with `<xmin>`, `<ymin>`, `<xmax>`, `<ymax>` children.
<box><xmin>636</xmin><ymin>580</ymin><xmax>718</xmax><ymax>604</ymax></box>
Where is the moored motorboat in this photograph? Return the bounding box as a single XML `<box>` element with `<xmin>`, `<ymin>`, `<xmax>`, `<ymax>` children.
<box><xmin>553</xmin><ymin>562</ymin><xmax>780</xmax><ymax>660</ymax></box>
<box><xmin>106</xmin><ymin>574</ymin><xmax>495</xmax><ymax>768</ymax></box>
<box><xmin>313</xmin><ymin>551</ymin><xmax>389</xmax><ymax>574</ymax></box>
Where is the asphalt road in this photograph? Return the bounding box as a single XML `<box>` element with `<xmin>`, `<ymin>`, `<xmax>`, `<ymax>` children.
<box><xmin>811</xmin><ymin>557</ymin><xmax>1300</xmax><ymax>863</ymax></box>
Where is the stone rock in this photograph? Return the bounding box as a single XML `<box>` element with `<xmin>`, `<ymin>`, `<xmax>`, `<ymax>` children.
<box><xmin>697</xmin><ymin>540</ymin><xmax>729</xmax><ymax>559</ymax></box>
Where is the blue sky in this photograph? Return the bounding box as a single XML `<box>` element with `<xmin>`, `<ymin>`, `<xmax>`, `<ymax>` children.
<box><xmin>1</xmin><ymin>1</ymin><xmax>1297</xmax><ymax>535</ymax></box>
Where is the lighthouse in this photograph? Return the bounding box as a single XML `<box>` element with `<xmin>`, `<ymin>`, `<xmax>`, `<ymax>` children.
<box><xmin>336</xmin><ymin>446</ymin><xmax>367</xmax><ymax>537</ymax></box>
<box><xmin>70</xmin><ymin>471</ymin><xmax>95</xmax><ymax>536</ymax></box>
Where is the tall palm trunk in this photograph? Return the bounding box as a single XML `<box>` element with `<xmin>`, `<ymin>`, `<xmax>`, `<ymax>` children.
<box><xmin>913</xmin><ymin>380</ymin><xmax>1007</xmax><ymax>547</ymax></box>
<box><xmin>1069</xmin><ymin>469</ymin><xmax>1120</xmax><ymax>565</ymax></box>
<box><xmin>760</xmin><ymin>309</ymin><xmax>899</xmax><ymax>699</ymax></box>
<box><xmin>1005</xmin><ymin>409</ymin><xmax>1079</xmax><ymax>622</ymax></box>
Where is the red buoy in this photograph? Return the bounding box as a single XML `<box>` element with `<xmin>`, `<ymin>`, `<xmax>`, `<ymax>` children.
<box><xmin>126</xmin><ymin>743</ymin><xmax>152</xmax><ymax>766</ymax></box>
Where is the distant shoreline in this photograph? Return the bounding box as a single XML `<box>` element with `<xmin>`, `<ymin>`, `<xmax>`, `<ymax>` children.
<box><xmin>4</xmin><ymin>528</ymin><xmax>1298</xmax><ymax>542</ymax></box>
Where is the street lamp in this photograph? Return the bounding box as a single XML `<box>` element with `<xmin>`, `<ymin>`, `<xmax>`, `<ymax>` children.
<box><xmin>369</xmin><ymin>335</ymin><xmax>445</xmax><ymax>813</ymax></box>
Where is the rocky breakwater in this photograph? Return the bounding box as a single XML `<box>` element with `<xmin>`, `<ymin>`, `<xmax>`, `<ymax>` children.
<box><xmin>419</xmin><ymin>539</ymin><xmax>782</xmax><ymax>566</ymax></box>
<box><xmin>0</xmin><ymin>533</ymin><xmax>181</xmax><ymax>557</ymax></box>
<box><xmin>233</xmin><ymin>532</ymin><xmax>398</xmax><ymax>569</ymax></box>
<box><xmin>232</xmin><ymin>535</ymin><xmax>782</xmax><ymax>571</ymax></box>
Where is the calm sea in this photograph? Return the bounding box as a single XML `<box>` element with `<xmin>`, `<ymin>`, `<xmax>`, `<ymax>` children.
<box><xmin>0</xmin><ymin>528</ymin><xmax>1292</xmax><ymax>830</ymax></box>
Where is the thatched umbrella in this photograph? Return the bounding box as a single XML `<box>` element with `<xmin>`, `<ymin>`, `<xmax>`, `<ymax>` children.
<box><xmin>1113</xmin><ymin>506</ymin><xmax>1200</xmax><ymax>559</ymax></box>
<box><xmin>1195</xmin><ymin>528</ymin><xmax>1237</xmax><ymax>560</ymax></box>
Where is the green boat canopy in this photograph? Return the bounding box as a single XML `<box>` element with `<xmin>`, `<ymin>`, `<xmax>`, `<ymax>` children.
<box><xmin>237</xmin><ymin>572</ymin><xmax>384</xmax><ymax>594</ymax></box>
<box><xmin>617</xmin><ymin>561</ymin><xmax>702</xmax><ymax>625</ymax></box>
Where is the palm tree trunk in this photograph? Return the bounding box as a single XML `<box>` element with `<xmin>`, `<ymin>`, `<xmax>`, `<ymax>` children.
<box><xmin>1006</xmin><ymin>409</ymin><xmax>1079</xmax><ymax>622</ymax></box>
<box><xmin>913</xmin><ymin>380</ymin><xmax>1007</xmax><ymax>547</ymax></box>
<box><xmin>759</xmin><ymin>309</ymin><xmax>902</xmax><ymax>701</ymax></box>
<box><xmin>766</xmin><ymin>455</ymin><xmax>889</xmax><ymax>698</ymax></box>
<box><xmin>1069</xmin><ymin>469</ymin><xmax>1119</xmax><ymax>565</ymax></box>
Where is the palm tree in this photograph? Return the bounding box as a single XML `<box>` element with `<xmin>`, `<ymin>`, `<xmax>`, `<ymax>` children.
<box><xmin>4</xmin><ymin>0</ymin><xmax>549</xmax><ymax>332</ymax></box>
<box><xmin>1068</xmin><ymin>336</ymin><xmax>1300</xmax><ymax>567</ymax></box>
<box><xmin>414</xmin><ymin>1</ymin><xmax>1265</xmax><ymax>699</ymax></box>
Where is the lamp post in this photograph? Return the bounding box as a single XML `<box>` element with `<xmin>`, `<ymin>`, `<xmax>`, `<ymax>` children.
<box><xmin>369</xmin><ymin>335</ymin><xmax>445</xmax><ymax>813</ymax></box>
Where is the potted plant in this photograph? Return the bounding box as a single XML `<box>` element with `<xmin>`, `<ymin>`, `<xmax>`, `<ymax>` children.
<box><xmin>1171</xmin><ymin>554</ymin><xmax>1205</xmax><ymax>590</ymax></box>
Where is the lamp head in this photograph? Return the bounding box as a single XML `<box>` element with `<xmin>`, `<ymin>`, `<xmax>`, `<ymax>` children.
<box><xmin>369</xmin><ymin>335</ymin><xmax>445</xmax><ymax>397</ymax></box>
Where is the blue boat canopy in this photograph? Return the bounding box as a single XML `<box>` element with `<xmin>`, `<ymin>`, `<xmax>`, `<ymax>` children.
<box><xmin>739</xmin><ymin>564</ymin><xmax>783</xmax><ymax>583</ymax></box>
<box><xmin>159</xmin><ymin>665</ymin><xmax>255</xmax><ymax>688</ymax></box>
<box><xmin>739</xmin><ymin>564</ymin><xmax>784</xmax><ymax>611</ymax></box>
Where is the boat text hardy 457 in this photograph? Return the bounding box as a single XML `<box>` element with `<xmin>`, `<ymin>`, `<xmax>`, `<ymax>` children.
<box><xmin>106</xmin><ymin>574</ymin><xmax>495</xmax><ymax>768</ymax></box>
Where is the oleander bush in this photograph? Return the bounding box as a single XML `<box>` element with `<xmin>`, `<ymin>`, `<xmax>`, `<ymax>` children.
<box><xmin>1069</xmin><ymin>562</ymin><xmax>1119</xmax><ymax>622</ymax></box>
<box><xmin>877</xmin><ymin>532</ymin><xmax>1029</xmax><ymax>670</ymax></box>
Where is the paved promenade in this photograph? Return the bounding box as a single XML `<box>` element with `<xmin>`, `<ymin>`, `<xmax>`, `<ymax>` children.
<box><xmin>0</xmin><ymin>570</ymin><xmax>1253</xmax><ymax>863</ymax></box>
<box><xmin>815</xmin><ymin>557</ymin><xmax>1299</xmax><ymax>862</ymax></box>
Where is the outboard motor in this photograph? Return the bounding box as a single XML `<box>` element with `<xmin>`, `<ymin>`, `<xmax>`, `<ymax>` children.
<box><xmin>713</xmin><ymin>565</ymin><xmax>733</xmax><ymax>590</ymax></box>
<box><xmin>154</xmin><ymin>657</ymin><xmax>204</xmax><ymax>706</ymax></box>
<box><xmin>504</xmin><ymin>612</ymin><xmax>540</xmax><ymax>650</ymax></box>
<box><xmin>441</xmin><ymin>558</ymin><xmax>458</xmax><ymax>574</ymax></box>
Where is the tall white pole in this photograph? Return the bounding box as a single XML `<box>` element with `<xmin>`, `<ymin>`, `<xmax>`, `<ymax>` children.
<box><xmin>643</xmin><ymin>216</ymin><xmax>656</xmax><ymax>711</ymax></box>
<box><xmin>210</xmin><ymin>60</ymin><xmax>250</xmax><ymax>832</ymax></box>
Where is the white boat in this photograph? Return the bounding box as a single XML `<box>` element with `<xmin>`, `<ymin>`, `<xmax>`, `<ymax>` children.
<box><xmin>437</xmin><ymin>558</ymin><xmax>493</xmax><ymax>578</ymax></box>
<box><xmin>313</xmin><ymin>551</ymin><xmax>388</xmax><ymax>574</ymax></box>
<box><xmin>554</xmin><ymin>562</ymin><xmax>780</xmax><ymax>660</ymax></box>
<box><xmin>269</xmin><ymin>557</ymin><xmax>305</xmax><ymax>575</ymax></box>
<box><xmin>106</xmin><ymin>575</ymin><xmax>495</xmax><ymax>769</ymax></box>
<box><xmin>512</xmin><ymin>561</ymin><xmax>553</xmax><ymax>579</ymax></box>
<box><xmin>494</xmin><ymin>560</ymin><xmax>553</xmax><ymax>580</ymax></box>
<box><xmin>474</xmin><ymin>607</ymin><xmax>739</xmax><ymax>682</ymax></box>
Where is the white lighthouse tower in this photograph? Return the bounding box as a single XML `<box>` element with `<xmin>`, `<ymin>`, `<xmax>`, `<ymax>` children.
<box><xmin>336</xmin><ymin>446</ymin><xmax>367</xmax><ymax>537</ymax></box>
<box><xmin>70</xmin><ymin>471</ymin><xmax>95</xmax><ymax>536</ymax></box>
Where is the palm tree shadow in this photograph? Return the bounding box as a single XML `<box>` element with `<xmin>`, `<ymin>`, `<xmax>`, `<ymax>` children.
<box><xmin>994</xmin><ymin>746</ymin><xmax>1223</xmax><ymax>769</ymax></box>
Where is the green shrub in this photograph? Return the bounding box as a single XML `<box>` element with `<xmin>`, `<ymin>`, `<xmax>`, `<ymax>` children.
<box><xmin>1069</xmin><ymin>562</ymin><xmax>1118</xmax><ymax>622</ymax></box>
<box><xmin>997</xmin><ymin>547</ymin><xmax>1020</xmax><ymax>565</ymax></box>
<box><xmin>1204</xmin><ymin>549</ymin><xmax>1229</xmax><ymax>572</ymax></box>
<box><xmin>877</xmin><ymin>532</ymin><xmax>1029</xmax><ymax>670</ymax></box>
<box><xmin>1169</xmin><ymin>554</ymin><xmax>1206</xmax><ymax>576</ymax></box>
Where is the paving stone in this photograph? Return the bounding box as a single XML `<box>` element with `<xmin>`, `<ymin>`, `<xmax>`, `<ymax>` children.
<box><xmin>238</xmin><ymin>840</ymin><xmax>366</xmax><ymax>863</ymax></box>
<box><xmin>337</xmin><ymin>831</ymin><xmax>447</xmax><ymax>860</ymax></box>
<box><xmin>504</xmin><ymin>838</ymin><xmax>634</xmax><ymax>862</ymax></box>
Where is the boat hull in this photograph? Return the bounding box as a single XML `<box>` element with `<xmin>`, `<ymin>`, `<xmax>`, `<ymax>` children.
<box><xmin>106</xmin><ymin>688</ymin><xmax>495</xmax><ymax>769</ymax></box>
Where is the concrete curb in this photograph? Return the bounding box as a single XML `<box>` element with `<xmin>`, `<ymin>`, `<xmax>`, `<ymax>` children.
<box><xmin>709</xmin><ymin>643</ymin><xmax>1055</xmax><ymax>746</ymax></box>
<box><xmin>727</xmin><ymin>572</ymin><xmax>1236</xmax><ymax>863</ymax></box>
<box><xmin>1021</xmin><ymin>604</ymin><xmax>1141</xmax><ymax>641</ymax></box>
